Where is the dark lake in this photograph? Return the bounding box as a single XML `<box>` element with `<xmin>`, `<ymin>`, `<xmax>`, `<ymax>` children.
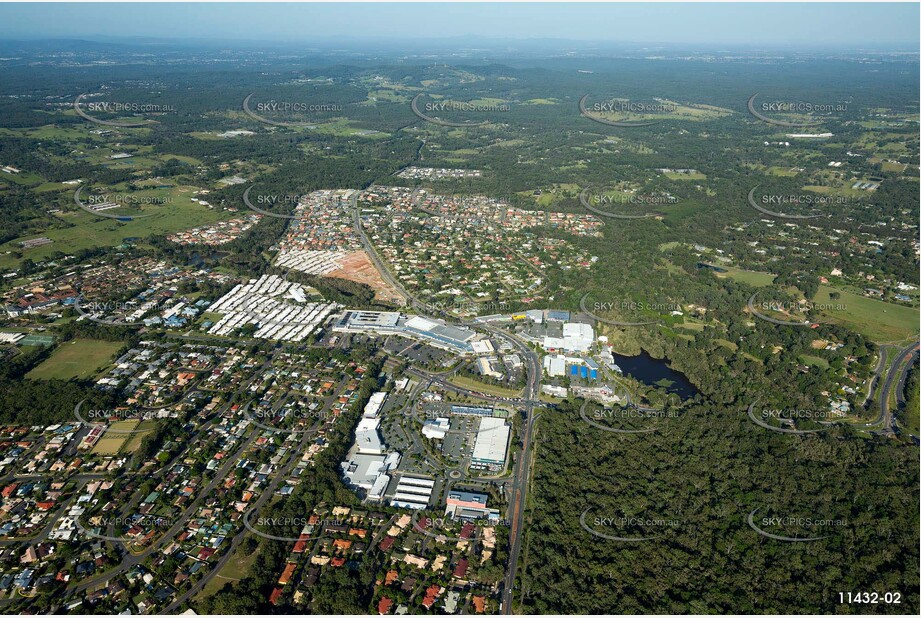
<box><xmin>611</xmin><ymin>350</ymin><xmax>698</xmax><ymax>400</ymax></box>
<box><xmin>696</xmin><ymin>262</ymin><xmax>727</xmax><ymax>273</ymax></box>
<box><xmin>188</xmin><ymin>251</ymin><xmax>226</xmax><ymax>267</ymax></box>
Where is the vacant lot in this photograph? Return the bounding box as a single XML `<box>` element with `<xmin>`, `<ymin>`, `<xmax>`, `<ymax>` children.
<box><xmin>27</xmin><ymin>339</ymin><xmax>124</xmax><ymax>380</ymax></box>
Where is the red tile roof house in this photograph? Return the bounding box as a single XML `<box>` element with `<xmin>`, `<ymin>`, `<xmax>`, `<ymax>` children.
<box><xmin>277</xmin><ymin>563</ymin><xmax>297</xmax><ymax>586</ymax></box>
<box><xmin>422</xmin><ymin>584</ymin><xmax>442</xmax><ymax>609</ymax></box>
<box><xmin>378</xmin><ymin>535</ymin><xmax>395</xmax><ymax>551</ymax></box>
<box><xmin>378</xmin><ymin>596</ymin><xmax>394</xmax><ymax>615</ymax></box>
<box><xmin>269</xmin><ymin>587</ymin><xmax>284</xmax><ymax>605</ymax></box>
<box><xmin>292</xmin><ymin>538</ymin><xmax>310</xmax><ymax>554</ymax></box>
<box><xmin>453</xmin><ymin>558</ymin><xmax>468</xmax><ymax>579</ymax></box>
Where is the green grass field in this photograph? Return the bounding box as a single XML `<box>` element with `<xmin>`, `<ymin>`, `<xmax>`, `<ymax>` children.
<box><xmin>26</xmin><ymin>338</ymin><xmax>124</xmax><ymax>380</ymax></box>
<box><xmin>120</xmin><ymin>420</ymin><xmax>157</xmax><ymax>452</ymax></box>
<box><xmin>812</xmin><ymin>286</ymin><xmax>919</xmax><ymax>344</ymax></box>
<box><xmin>718</xmin><ymin>266</ymin><xmax>919</xmax><ymax>343</ymax></box>
<box><xmin>713</xmin><ymin>265</ymin><xmax>776</xmax><ymax>287</ymax></box>
<box><xmin>0</xmin><ymin>185</ymin><xmax>231</xmax><ymax>269</ymax></box>
<box><xmin>798</xmin><ymin>354</ymin><xmax>830</xmax><ymax>369</ymax></box>
<box><xmin>448</xmin><ymin>375</ymin><xmax>523</xmax><ymax>398</ymax></box>
<box><xmin>91</xmin><ymin>419</ymin><xmax>140</xmax><ymax>455</ymax></box>
<box><xmin>196</xmin><ymin>541</ymin><xmax>259</xmax><ymax>601</ymax></box>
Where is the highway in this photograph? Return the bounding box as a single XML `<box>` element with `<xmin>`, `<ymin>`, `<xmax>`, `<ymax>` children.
<box><xmin>490</xmin><ymin>326</ymin><xmax>540</xmax><ymax>615</ymax></box>
<box><xmin>878</xmin><ymin>342</ymin><xmax>919</xmax><ymax>435</ymax></box>
<box><xmin>853</xmin><ymin>341</ymin><xmax>919</xmax><ymax>435</ymax></box>
<box><xmin>862</xmin><ymin>345</ymin><xmax>890</xmax><ymax>407</ymax></box>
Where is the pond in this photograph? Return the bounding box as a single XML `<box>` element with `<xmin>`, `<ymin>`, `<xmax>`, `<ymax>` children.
<box><xmin>611</xmin><ymin>350</ymin><xmax>698</xmax><ymax>400</ymax></box>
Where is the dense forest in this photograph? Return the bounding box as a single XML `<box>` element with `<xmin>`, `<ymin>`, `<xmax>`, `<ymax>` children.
<box><xmin>518</xmin><ymin>397</ymin><xmax>919</xmax><ymax>614</ymax></box>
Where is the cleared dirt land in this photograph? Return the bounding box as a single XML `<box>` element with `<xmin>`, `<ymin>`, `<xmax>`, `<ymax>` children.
<box><xmin>327</xmin><ymin>250</ymin><xmax>403</xmax><ymax>304</ymax></box>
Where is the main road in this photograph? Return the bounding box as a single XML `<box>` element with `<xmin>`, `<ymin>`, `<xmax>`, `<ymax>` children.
<box><xmin>879</xmin><ymin>341</ymin><xmax>919</xmax><ymax>435</ymax></box>
<box><xmin>854</xmin><ymin>341</ymin><xmax>919</xmax><ymax>435</ymax></box>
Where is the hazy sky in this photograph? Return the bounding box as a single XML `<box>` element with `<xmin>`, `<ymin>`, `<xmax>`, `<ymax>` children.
<box><xmin>0</xmin><ymin>2</ymin><xmax>917</xmax><ymax>48</ymax></box>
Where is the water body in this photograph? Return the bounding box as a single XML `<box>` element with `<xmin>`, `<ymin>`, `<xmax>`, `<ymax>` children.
<box><xmin>188</xmin><ymin>251</ymin><xmax>225</xmax><ymax>267</ymax></box>
<box><xmin>611</xmin><ymin>350</ymin><xmax>698</xmax><ymax>400</ymax></box>
<box><xmin>696</xmin><ymin>262</ymin><xmax>727</xmax><ymax>273</ymax></box>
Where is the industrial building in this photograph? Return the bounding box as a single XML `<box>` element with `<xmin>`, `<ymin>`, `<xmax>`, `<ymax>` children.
<box><xmin>543</xmin><ymin>321</ymin><xmax>594</xmax><ymax>353</ymax></box>
<box><xmin>444</xmin><ymin>490</ymin><xmax>500</xmax><ymax>521</ymax></box>
<box><xmin>470</xmin><ymin>417</ymin><xmax>510</xmax><ymax>471</ymax></box>
<box><xmin>390</xmin><ymin>475</ymin><xmax>435</xmax><ymax>510</ymax></box>
<box><xmin>334</xmin><ymin>310</ymin><xmax>401</xmax><ymax>332</ymax></box>
<box><xmin>363</xmin><ymin>391</ymin><xmax>388</xmax><ymax>418</ymax></box>
<box><xmin>450</xmin><ymin>405</ymin><xmax>494</xmax><ymax>417</ymax></box>
<box><xmin>333</xmin><ymin>310</ymin><xmax>477</xmax><ymax>353</ymax></box>
<box><xmin>341</xmin><ymin>453</ymin><xmax>388</xmax><ymax>490</ymax></box>
<box><xmin>354</xmin><ymin>417</ymin><xmax>386</xmax><ymax>454</ymax></box>
<box><xmin>422</xmin><ymin>417</ymin><xmax>450</xmax><ymax>440</ymax></box>
<box><xmin>403</xmin><ymin>315</ymin><xmax>476</xmax><ymax>353</ymax></box>
<box><xmin>543</xmin><ymin>354</ymin><xmax>566</xmax><ymax>377</ymax></box>
<box><xmin>541</xmin><ymin>384</ymin><xmax>568</xmax><ymax>398</ymax></box>
<box><xmin>476</xmin><ymin>356</ymin><xmax>503</xmax><ymax>379</ymax></box>
<box><xmin>341</xmin><ymin>390</ymin><xmax>399</xmax><ymax>501</ymax></box>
